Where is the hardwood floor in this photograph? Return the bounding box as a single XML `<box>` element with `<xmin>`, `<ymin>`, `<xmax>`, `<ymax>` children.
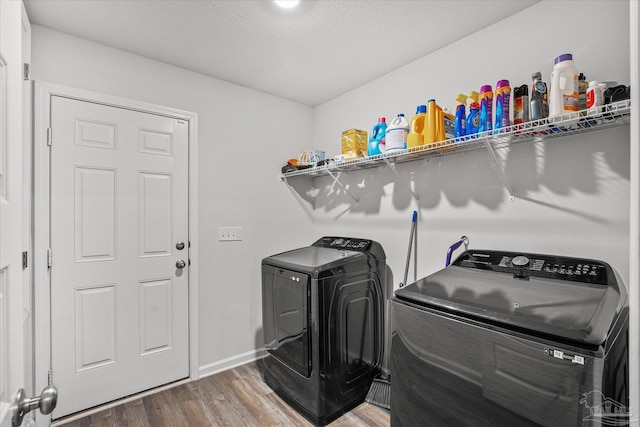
<box><xmin>56</xmin><ymin>361</ymin><xmax>390</xmax><ymax>427</ymax></box>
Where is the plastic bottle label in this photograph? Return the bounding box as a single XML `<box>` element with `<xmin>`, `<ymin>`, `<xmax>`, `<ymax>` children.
<box><xmin>385</xmin><ymin>128</ymin><xmax>408</xmax><ymax>151</ymax></box>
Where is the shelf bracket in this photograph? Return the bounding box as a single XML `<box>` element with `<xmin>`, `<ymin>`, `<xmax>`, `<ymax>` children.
<box><xmin>382</xmin><ymin>156</ymin><xmax>419</xmax><ymax>202</ymax></box>
<box><xmin>326</xmin><ymin>170</ymin><xmax>359</xmax><ymax>204</ymax></box>
<box><xmin>281</xmin><ymin>176</ymin><xmax>316</xmax><ymax>221</ymax></box>
<box><xmin>484</xmin><ymin>138</ymin><xmax>516</xmax><ymax>202</ymax></box>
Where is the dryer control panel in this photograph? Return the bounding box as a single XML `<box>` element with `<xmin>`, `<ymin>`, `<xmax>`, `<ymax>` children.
<box><xmin>313</xmin><ymin>236</ymin><xmax>371</xmax><ymax>251</ymax></box>
<box><xmin>452</xmin><ymin>250</ymin><xmax>613</xmax><ymax>286</ymax></box>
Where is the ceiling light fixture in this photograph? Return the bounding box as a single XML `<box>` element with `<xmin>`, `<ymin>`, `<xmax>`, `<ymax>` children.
<box><xmin>275</xmin><ymin>0</ymin><xmax>299</xmax><ymax>9</ymax></box>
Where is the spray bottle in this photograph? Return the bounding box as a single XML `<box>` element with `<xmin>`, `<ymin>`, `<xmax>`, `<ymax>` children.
<box><xmin>454</xmin><ymin>93</ymin><xmax>467</xmax><ymax>141</ymax></box>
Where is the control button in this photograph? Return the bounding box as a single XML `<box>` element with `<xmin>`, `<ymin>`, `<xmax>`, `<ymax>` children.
<box><xmin>512</xmin><ymin>256</ymin><xmax>530</xmax><ymax>267</ymax></box>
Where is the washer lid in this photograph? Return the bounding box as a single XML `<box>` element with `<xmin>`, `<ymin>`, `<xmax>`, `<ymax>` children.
<box><xmin>395</xmin><ymin>250</ymin><xmax>626</xmax><ymax>346</ymax></box>
<box><xmin>263</xmin><ymin>246</ymin><xmax>363</xmax><ymax>274</ymax></box>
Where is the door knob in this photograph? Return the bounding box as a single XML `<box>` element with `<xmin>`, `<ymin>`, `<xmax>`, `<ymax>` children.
<box><xmin>176</xmin><ymin>241</ymin><xmax>185</xmax><ymax>250</ymax></box>
<box><xmin>12</xmin><ymin>385</ymin><xmax>58</xmax><ymax>427</ymax></box>
<box><xmin>176</xmin><ymin>260</ymin><xmax>186</xmax><ymax>269</ymax></box>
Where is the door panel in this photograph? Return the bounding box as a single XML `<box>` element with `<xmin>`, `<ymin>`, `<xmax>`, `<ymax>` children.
<box><xmin>0</xmin><ymin>1</ymin><xmax>27</xmax><ymax>426</ymax></box>
<box><xmin>50</xmin><ymin>96</ymin><xmax>189</xmax><ymax>418</ymax></box>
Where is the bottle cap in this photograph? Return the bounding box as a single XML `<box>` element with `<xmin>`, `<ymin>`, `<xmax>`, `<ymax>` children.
<box><xmin>378</xmin><ymin>117</ymin><xmax>386</xmax><ymax>123</ymax></box>
<box><xmin>532</xmin><ymin>71</ymin><xmax>542</xmax><ymax>80</ymax></box>
<box><xmin>579</xmin><ymin>72</ymin><xmax>586</xmax><ymax>81</ymax></box>
<box><xmin>554</xmin><ymin>53</ymin><xmax>573</xmax><ymax>64</ymax></box>
<box><xmin>456</xmin><ymin>93</ymin><xmax>467</xmax><ymax>104</ymax></box>
<box><xmin>496</xmin><ymin>79</ymin><xmax>510</xmax><ymax>88</ymax></box>
<box><xmin>480</xmin><ymin>85</ymin><xmax>492</xmax><ymax>93</ymax></box>
<box><xmin>417</xmin><ymin>105</ymin><xmax>426</xmax><ymax>114</ymax></box>
<box><xmin>467</xmin><ymin>91</ymin><xmax>479</xmax><ymax>103</ymax></box>
<box><xmin>398</xmin><ymin>113</ymin><xmax>405</xmax><ymax>117</ymax></box>
<box><xmin>470</xmin><ymin>102</ymin><xmax>479</xmax><ymax>109</ymax></box>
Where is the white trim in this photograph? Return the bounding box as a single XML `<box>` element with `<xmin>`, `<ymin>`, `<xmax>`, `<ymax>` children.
<box><xmin>629</xmin><ymin>1</ymin><xmax>639</xmax><ymax>424</ymax></box>
<box><xmin>198</xmin><ymin>349</ymin><xmax>266</xmax><ymax>379</ymax></box>
<box><xmin>33</xmin><ymin>80</ymin><xmax>199</xmax><ymax>426</ymax></box>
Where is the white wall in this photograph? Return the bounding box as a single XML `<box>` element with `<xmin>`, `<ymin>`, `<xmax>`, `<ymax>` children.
<box><xmin>31</xmin><ymin>0</ymin><xmax>632</xmax><ymax>379</ymax></box>
<box><xmin>30</xmin><ymin>25</ymin><xmax>314</xmax><ymax>374</ymax></box>
<box><xmin>311</xmin><ymin>0</ymin><xmax>632</xmax><ymax>290</ymax></box>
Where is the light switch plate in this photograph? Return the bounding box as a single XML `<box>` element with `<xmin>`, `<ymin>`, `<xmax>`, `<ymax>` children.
<box><xmin>219</xmin><ymin>226</ymin><xmax>243</xmax><ymax>241</ymax></box>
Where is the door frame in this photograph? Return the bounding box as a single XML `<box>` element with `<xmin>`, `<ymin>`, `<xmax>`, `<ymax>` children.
<box><xmin>33</xmin><ymin>81</ymin><xmax>199</xmax><ymax>424</ymax></box>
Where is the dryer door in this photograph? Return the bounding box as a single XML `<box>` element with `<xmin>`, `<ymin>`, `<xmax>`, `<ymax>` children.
<box><xmin>262</xmin><ymin>266</ymin><xmax>311</xmax><ymax>377</ymax></box>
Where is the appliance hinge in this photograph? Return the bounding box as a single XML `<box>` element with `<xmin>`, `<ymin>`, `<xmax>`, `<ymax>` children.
<box><xmin>47</xmin><ymin>248</ymin><xmax>52</xmax><ymax>268</ymax></box>
<box><xmin>22</xmin><ymin>251</ymin><xmax>28</xmax><ymax>269</ymax></box>
<box><xmin>48</xmin><ymin>370</ymin><xmax>53</xmax><ymax>386</ymax></box>
<box><xmin>47</xmin><ymin>128</ymin><xmax>52</xmax><ymax>146</ymax></box>
<box><xmin>23</xmin><ymin>63</ymin><xmax>30</xmax><ymax>80</ymax></box>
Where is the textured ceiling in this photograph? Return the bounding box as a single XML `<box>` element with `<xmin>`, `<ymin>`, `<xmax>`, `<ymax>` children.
<box><xmin>24</xmin><ymin>0</ymin><xmax>540</xmax><ymax>106</ymax></box>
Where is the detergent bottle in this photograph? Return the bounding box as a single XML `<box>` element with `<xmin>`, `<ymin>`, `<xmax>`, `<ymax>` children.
<box><xmin>424</xmin><ymin>99</ymin><xmax>445</xmax><ymax>144</ymax></box>
<box><xmin>494</xmin><ymin>79</ymin><xmax>511</xmax><ymax>132</ymax></box>
<box><xmin>478</xmin><ymin>85</ymin><xmax>493</xmax><ymax>134</ymax></box>
<box><xmin>367</xmin><ymin>117</ymin><xmax>387</xmax><ymax>156</ymax></box>
<box><xmin>385</xmin><ymin>114</ymin><xmax>409</xmax><ymax>153</ymax></box>
<box><xmin>454</xmin><ymin>93</ymin><xmax>467</xmax><ymax>141</ymax></box>
<box><xmin>548</xmin><ymin>53</ymin><xmax>579</xmax><ymax>121</ymax></box>
<box><xmin>466</xmin><ymin>92</ymin><xmax>480</xmax><ymax>139</ymax></box>
<box><xmin>407</xmin><ymin>105</ymin><xmax>427</xmax><ymax>149</ymax></box>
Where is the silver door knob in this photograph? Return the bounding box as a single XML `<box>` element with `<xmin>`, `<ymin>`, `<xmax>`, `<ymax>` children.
<box><xmin>176</xmin><ymin>241</ymin><xmax>185</xmax><ymax>250</ymax></box>
<box><xmin>176</xmin><ymin>260</ymin><xmax>186</xmax><ymax>269</ymax></box>
<box><xmin>12</xmin><ymin>385</ymin><xmax>58</xmax><ymax>427</ymax></box>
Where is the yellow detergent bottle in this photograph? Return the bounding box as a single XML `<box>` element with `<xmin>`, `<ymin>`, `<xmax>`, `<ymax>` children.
<box><xmin>407</xmin><ymin>105</ymin><xmax>427</xmax><ymax>149</ymax></box>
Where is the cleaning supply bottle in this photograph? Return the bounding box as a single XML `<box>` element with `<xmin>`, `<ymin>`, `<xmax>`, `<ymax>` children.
<box><xmin>587</xmin><ymin>80</ymin><xmax>604</xmax><ymax>113</ymax></box>
<box><xmin>478</xmin><ymin>85</ymin><xmax>493</xmax><ymax>134</ymax></box>
<box><xmin>513</xmin><ymin>84</ymin><xmax>529</xmax><ymax>125</ymax></box>
<box><xmin>443</xmin><ymin>108</ymin><xmax>455</xmax><ymax>141</ymax></box>
<box><xmin>425</xmin><ymin>99</ymin><xmax>446</xmax><ymax>144</ymax></box>
<box><xmin>548</xmin><ymin>53</ymin><xmax>579</xmax><ymax>120</ymax></box>
<box><xmin>454</xmin><ymin>93</ymin><xmax>467</xmax><ymax>141</ymax></box>
<box><xmin>367</xmin><ymin>117</ymin><xmax>387</xmax><ymax>156</ymax></box>
<box><xmin>530</xmin><ymin>71</ymin><xmax>549</xmax><ymax>121</ymax></box>
<box><xmin>494</xmin><ymin>79</ymin><xmax>511</xmax><ymax>132</ymax></box>
<box><xmin>407</xmin><ymin>105</ymin><xmax>427</xmax><ymax>149</ymax></box>
<box><xmin>385</xmin><ymin>114</ymin><xmax>409</xmax><ymax>153</ymax></box>
<box><xmin>466</xmin><ymin>96</ymin><xmax>480</xmax><ymax>139</ymax></box>
<box><xmin>578</xmin><ymin>73</ymin><xmax>588</xmax><ymax>114</ymax></box>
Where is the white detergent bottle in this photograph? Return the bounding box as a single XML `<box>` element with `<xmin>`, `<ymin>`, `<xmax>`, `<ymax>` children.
<box><xmin>384</xmin><ymin>114</ymin><xmax>409</xmax><ymax>153</ymax></box>
<box><xmin>548</xmin><ymin>53</ymin><xmax>579</xmax><ymax>122</ymax></box>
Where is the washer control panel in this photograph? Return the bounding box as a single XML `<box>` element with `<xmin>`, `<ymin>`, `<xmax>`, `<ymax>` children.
<box><xmin>453</xmin><ymin>250</ymin><xmax>611</xmax><ymax>285</ymax></box>
<box><xmin>313</xmin><ymin>236</ymin><xmax>372</xmax><ymax>252</ymax></box>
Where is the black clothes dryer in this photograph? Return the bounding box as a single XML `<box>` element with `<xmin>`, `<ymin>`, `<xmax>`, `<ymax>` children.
<box><xmin>261</xmin><ymin>237</ymin><xmax>386</xmax><ymax>426</ymax></box>
<box><xmin>391</xmin><ymin>250</ymin><xmax>629</xmax><ymax>427</ymax></box>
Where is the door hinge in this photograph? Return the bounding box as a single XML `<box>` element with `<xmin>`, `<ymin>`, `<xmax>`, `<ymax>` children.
<box><xmin>47</xmin><ymin>128</ymin><xmax>52</xmax><ymax>146</ymax></box>
<box><xmin>23</xmin><ymin>63</ymin><xmax>30</xmax><ymax>80</ymax></box>
<box><xmin>22</xmin><ymin>251</ymin><xmax>28</xmax><ymax>269</ymax></box>
<box><xmin>47</xmin><ymin>248</ymin><xmax>52</xmax><ymax>268</ymax></box>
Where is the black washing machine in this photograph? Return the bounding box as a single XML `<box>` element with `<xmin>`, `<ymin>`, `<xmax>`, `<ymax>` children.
<box><xmin>261</xmin><ymin>236</ymin><xmax>386</xmax><ymax>426</ymax></box>
<box><xmin>391</xmin><ymin>250</ymin><xmax>629</xmax><ymax>427</ymax></box>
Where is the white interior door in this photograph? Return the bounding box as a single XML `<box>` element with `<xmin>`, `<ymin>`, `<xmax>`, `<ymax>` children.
<box><xmin>0</xmin><ymin>1</ymin><xmax>26</xmax><ymax>426</ymax></box>
<box><xmin>49</xmin><ymin>96</ymin><xmax>190</xmax><ymax>418</ymax></box>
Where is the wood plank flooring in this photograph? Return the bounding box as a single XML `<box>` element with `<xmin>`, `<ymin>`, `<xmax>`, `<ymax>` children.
<box><xmin>57</xmin><ymin>361</ymin><xmax>390</xmax><ymax>427</ymax></box>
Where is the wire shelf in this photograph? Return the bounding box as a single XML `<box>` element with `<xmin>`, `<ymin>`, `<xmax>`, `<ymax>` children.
<box><xmin>280</xmin><ymin>99</ymin><xmax>631</xmax><ymax>180</ymax></box>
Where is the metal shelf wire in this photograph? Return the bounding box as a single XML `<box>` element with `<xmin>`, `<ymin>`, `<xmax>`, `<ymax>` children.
<box><xmin>281</xmin><ymin>99</ymin><xmax>631</xmax><ymax>179</ymax></box>
<box><xmin>280</xmin><ymin>99</ymin><xmax>631</xmax><ymax>204</ymax></box>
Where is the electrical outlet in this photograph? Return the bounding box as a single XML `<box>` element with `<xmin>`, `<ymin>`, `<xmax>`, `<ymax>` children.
<box><xmin>219</xmin><ymin>226</ymin><xmax>243</xmax><ymax>241</ymax></box>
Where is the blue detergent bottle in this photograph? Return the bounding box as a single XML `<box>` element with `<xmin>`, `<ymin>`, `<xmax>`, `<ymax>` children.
<box><xmin>454</xmin><ymin>93</ymin><xmax>467</xmax><ymax>141</ymax></box>
<box><xmin>466</xmin><ymin>102</ymin><xmax>480</xmax><ymax>138</ymax></box>
<box><xmin>367</xmin><ymin>117</ymin><xmax>387</xmax><ymax>156</ymax></box>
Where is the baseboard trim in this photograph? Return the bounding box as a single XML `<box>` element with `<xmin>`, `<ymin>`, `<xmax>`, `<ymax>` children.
<box><xmin>199</xmin><ymin>348</ymin><xmax>266</xmax><ymax>379</ymax></box>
